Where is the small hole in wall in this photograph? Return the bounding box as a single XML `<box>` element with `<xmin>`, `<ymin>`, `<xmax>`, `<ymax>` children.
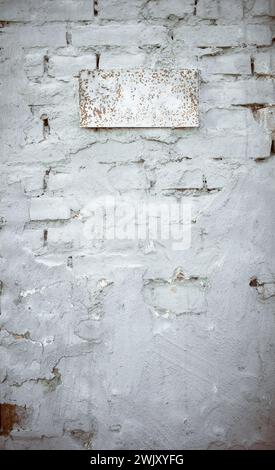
<box><xmin>41</xmin><ymin>114</ymin><xmax>50</xmax><ymax>139</ymax></box>
<box><xmin>67</xmin><ymin>256</ymin><xmax>73</xmax><ymax>268</ymax></box>
<box><xmin>250</xmin><ymin>57</ymin><xmax>255</xmax><ymax>75</ymax></box>
<box><xmin>0</xmin><ymin>21</ymin><xmax>11</xmax><ymax>29</ymax></box>
<box><xmin>271</xmin><ymin>140</ymin><xmax>275</xmax><ymax>154</ymax></box>
<box><xmin>96</xmin><ymin>53</ymin><xmax>100</xmax><ymax>69</ymax></box>
<box><xmin>43</xmin><ymin>229</ymin><xmax>48</xmax><ymax>247</ymax></box>
<box><xmin>43</xmin><ymin>55</ymin><xmax>49</xmax><ymax>75</ymax></box>
<box><xmin>249</xmin><ymin>276</ymin><xmax>258</xmax><ymax>287</ymax></box>
<box><xmin>93</xmin><ymin>0</ymin><xmax>99</xmax><ymax>16</ymax></box>
<box><xmin>66</xmin><ymin>29</ymin><xmax>72</xmax><ymax>46</ymax></box>
<box><xmin>43</xmin><ymin>168</ymin><xmax>51</xmax><ymax>192</ymax></box>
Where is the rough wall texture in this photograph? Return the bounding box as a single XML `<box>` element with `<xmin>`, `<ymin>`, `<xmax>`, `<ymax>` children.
<box><xmin>0</xmin><ymin>0</ymin><xmax>275</xmax><ymax>450</ymax></box>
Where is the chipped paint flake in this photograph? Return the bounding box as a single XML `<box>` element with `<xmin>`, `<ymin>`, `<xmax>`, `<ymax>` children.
<box><xmin>79</xmin><ymin>69</ymin><xmax>199</xmax><ymax>128</ymax></box>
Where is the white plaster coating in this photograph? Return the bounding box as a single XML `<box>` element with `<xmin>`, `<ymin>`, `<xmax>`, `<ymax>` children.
<box><xmin>0</xmin><ymin>0</ymin><xmax>275</xmax><ymax>451</ymax></box>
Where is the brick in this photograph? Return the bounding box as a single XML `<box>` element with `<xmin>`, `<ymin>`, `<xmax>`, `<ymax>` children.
<box><xmin>21</xmin><ymin>167</ymin><xmax>45</xmax><ymax>193</ymax></box>
<box><xmin>197</xmin><ymin>0</ymin><xmax>219</xmax><ymax>18</ymax></box>
<box><xmin>0</xmin><ymin>0</ymin><xmax>94</xmax><ymax>21</ymax></box>
<box><xmin>99</xmin><ymin>0</ymin><xmax>142</xmax><ymax>20</ymax></box>
<box><xmin>200</xmin><ymin>52</ymin><xmax>251</xmax><ymax>75</ymax></box>
<box><xmin>201</xmin><ymin>79</ymin><xmax>275</xmax><ymax>107</ymax></box>
<box><xmin>145</xmin><ymin>0</ymin><xmax>194</xmax><ymax>18</ymax></box>
<box><xmin>22</xmin><ymin>80</ymin><xmax>75</xmax><ymax>107</ymax></box>
<box><xmin>48</xmin><ymin>54</ymin><xmax>96</xmax><ymax>80</ymax></box>
<box><xmin>202</xmin><ymin>108</ymin><xmax>254</xmax><ymax>130</ymax></box>
<box><xmin>72</xmin><ymin>24</ymin><xmax>167</xmax><ymax>47</ymax></box>
<box><xmin>24</xmin><ymin>50</ymin><xmax>46</xmax><ymax>80</ymax></box>
<box><xmin>99</xmin><ymin>49</ymin><xmax>147</xmax><ymax>69</ymax></box>
<box><xmin>48</xmin><ymin>173</ymin><xmax>73</xmax><ymax>192</ymax></box>
<box><xmin>0</xmin><ymin>24</ymin><xmax>67</xmax><ymax>48</ymax></box>
<box><xmin>174</xmin><ymin>25</ymin><xmax>272</xmax><ymax>47</ymax></box>
<box><xmin>170</xmin><ymin>50</ymin><xmax>199</xmax><ymax>69</ymax></box>
<box><xmin>249</xmin><ymin>0</ymin><xmax>275</xmax><ymax>16</ymax></box>
<box><xmin>196</xmin><ymin>0</ymin><xmax>243</xmax><ymax>20</ymax></box>
<box><xmin>255</xmin><ymin>106</ymin><xmax>275</xmax><ymax>138</ymax></box>
<box><xmin>174</xmin><ymin>131</ymin><xmax>271</xmax><ymax>160</ymax></box>
<box><xmin>30</xmin><ymin>197</ymin><xmax>71</xmax><ymax>221</ymax></box>
<box><xmin>254</xmin><ymin>49</ymin><xmax>275</xmax><ymax>75</ymax></box>
<box><xmin>246</xmin><ymin>25</ymin><xmax>272</xmax><ymax>46</ymax></box>
<box><xmin>48</xmin><ymin>221</ymin><xmax>83</xmax><ymax>247</ymax></box>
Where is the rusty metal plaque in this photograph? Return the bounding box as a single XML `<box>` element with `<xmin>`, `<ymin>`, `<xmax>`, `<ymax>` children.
<box><xmin>79</xmin><ymin>69</ymin><xmax>199</xmax><ymax>128</ymax></box>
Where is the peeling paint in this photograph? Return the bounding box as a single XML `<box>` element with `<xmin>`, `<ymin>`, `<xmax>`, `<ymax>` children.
<box><xmin>70</xmin><ymin>429</ymin><xmax>93</xmax><ymax>449</ymax></box>
<box><xmin>249</xmin><ymin>276</ymin><xmax>275</xmax><ymax>301</ymax></box>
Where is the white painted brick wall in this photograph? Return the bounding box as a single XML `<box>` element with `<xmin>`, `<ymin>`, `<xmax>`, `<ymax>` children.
<box><xmin>0</xmin><ymin>0</ymin><xmax>275</xmax><ymax>451</ymax></box>
<box><xmin>30</xmin><ymin>197</ymin><xmax>71</xmax><ymax>221</ymax></box>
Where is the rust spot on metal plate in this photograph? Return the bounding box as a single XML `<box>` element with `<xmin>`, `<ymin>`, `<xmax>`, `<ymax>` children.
<box><xmin>79</xmin><ymin>69</ymin><xmax>199</xmax><ymax>128</ymax></box>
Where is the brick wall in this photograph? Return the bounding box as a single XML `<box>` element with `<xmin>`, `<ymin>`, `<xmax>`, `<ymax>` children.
<box><xmin>0</xmin><ymin>0</ymin><xmax>275</xmax><ymax>449</ymax></box>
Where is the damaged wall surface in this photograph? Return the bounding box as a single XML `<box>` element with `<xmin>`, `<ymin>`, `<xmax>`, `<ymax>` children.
<box><xmin>0</xmin><ymin>0</ymin><xmax>275</xmax><ymax>450</ymax></box>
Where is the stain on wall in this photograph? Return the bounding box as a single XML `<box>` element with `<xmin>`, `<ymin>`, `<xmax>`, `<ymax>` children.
<box><xmin>0</xmin><ymin>404</ymin><xmax>27</xmax><ymax>437</ymax></box>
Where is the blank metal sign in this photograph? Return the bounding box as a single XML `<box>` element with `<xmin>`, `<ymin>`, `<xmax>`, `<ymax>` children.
<box><xmin>79</xmin><ymin>69</ymin><xmax>199</xmax><ymax>128</ymax></box>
